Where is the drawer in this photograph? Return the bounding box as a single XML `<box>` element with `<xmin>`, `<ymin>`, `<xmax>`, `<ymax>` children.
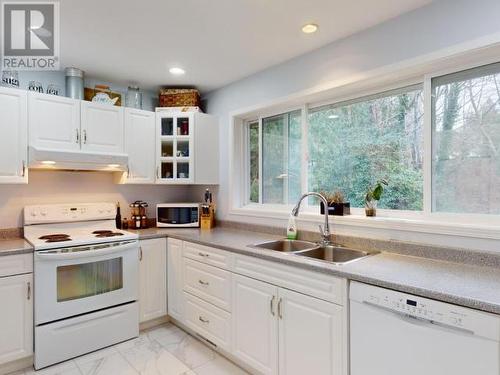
<box><xmin>183</xmin><ymin>241</ymin><xmax>232</xmax><ymax>270</ymax></box>
<box><xmin>183</xmin><ymin>258</ymin><xmax>232</xmax><ymax>312</ymax></box>
<box><xmin>0</xmin><ymin>253</ymin><xmax>33</xmax><ymax>277</ymax></box>
<box><xmin>233</xmin><ymin>254</ymin><xmax>346</xmax><ymax>305</ymax></box>
<box><xmin>184</xmin><ymin>292</ymin><xmax>231</xmax><ymax>352</ymax></box>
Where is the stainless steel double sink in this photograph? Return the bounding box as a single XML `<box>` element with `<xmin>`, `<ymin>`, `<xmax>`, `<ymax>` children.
<box><xmin>249</xmin><ymin>239</ymin><xmax>378</xmax><ymax>265</ymax></box>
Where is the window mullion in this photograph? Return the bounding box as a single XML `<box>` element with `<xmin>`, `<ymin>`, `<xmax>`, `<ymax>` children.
<box><xmin>283</xmin><ymin>113</ymin><xmax>289</xmax><ymax>204</ymax></box>
<box><xmin>301</xmin><ymin>104</ymin><xmax>309</xmax><ymax>208</ymax></box>
<box><xmin>423</xmin><ymin>76</ymin><xmax>433</xmax><ymax>216</ymax></box>
<box><xmin>258</xmin><ymin>118</ymin><xmax>263</xmax><ymax>205</ymax></box>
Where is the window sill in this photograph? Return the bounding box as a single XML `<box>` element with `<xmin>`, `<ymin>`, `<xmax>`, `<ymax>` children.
<box><xmin>229</xmin><ymin>205</ymin><xmax>500</xmax><ymax>241</ymax></box>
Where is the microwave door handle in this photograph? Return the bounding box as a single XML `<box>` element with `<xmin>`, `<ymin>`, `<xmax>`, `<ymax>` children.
<box><xmin>35</xmin><ymin>241</ymin><xmax>138</xmax><ymax>261</ymax></box>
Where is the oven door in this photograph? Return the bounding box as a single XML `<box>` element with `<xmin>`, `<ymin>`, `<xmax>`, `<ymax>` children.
<box><xmin>34</xmin><ymin>240</ymin><xmax>139</xmax><ymax>325</ymax></box>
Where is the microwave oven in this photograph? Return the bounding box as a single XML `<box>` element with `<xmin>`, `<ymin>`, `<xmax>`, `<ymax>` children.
<box><xmin>156</xmin><ymin>203</ymin><xmax>200</xmax><ymax>227</ymax></box>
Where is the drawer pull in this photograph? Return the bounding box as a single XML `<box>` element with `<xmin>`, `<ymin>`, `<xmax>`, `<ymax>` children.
<box><xmin>198</xmin><ymin>279</ymin><xmax>209</xmax><ymax>286</ymax></box>
<box><xmin>198</xmin><ymin>252</ymin><xmax>209</xmax><ymax>257</ymax></box>
<box><xmin>199</xmin><ymin>316</ymin><xmax>210</xmax><ymax>324</ymax></box>
<box><xmin>27</xmin><ymin>282</ymin><xmax>31</xmax><ymax>300</ymax></box>
<box><xmin>278</xmin><ymin>297</ymin><xmax>283</xmax><ymax>319</ymax></box>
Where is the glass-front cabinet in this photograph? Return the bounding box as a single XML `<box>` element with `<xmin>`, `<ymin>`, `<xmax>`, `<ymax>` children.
<box><xmin>156</xmin><ymin>113</ymin><xmax>194</xmax><ymax>183</ymax></box>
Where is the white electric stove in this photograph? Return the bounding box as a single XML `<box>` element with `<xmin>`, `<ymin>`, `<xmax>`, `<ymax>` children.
<box><xmin>24</xmin><ymin>203</ymin><xmax>140</xmax><ymax>370</ymax></box>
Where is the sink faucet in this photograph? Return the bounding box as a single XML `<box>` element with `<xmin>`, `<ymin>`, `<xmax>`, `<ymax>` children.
<box><xmin>291</xmin><ymin>192</ymin><xmax>331</xmax><ymax>246</ymax></box>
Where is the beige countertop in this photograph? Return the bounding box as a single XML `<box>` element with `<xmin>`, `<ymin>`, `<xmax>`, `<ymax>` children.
<box><xmin>133</xmin><ymin>226</ymin><xmax>500</xmax><ymax>315</ymax></box>
<box><xmin>2</xmin><ymin>226</ymin><xmax>498</xmax><ymax>315</ymax></box>
<box><xmin>0</xmin><ymin>238</ymin><xmax>33</xmax><ymax>256</ymax></box>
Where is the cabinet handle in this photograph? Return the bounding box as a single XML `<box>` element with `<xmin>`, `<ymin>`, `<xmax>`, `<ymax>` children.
<box><xmin>198</xmin><ymin>279</ymin><xmax>209</xmax><ymax>286</ymax></box>
<box><xmin>76</xmin><ymin>128</ymin><xmax>80</xmax><ymax>143</ymax></box>
<box><xmin>21</xmin><ymin>160</ymin><xmax>26</xmax><ymax>177</ymax></box>
<box><xmin>27</xmin><ymin>282</ymin><xmax>31</xmax><ymax>300</ymax></box>
<box><xmin>198</xmin><ymin>252</ymin><xmax>209</xmax><ymax>257</ymax></box>
<box><xmin>156</xmin><ymin>166</ymin><xmax>160</xmax><ymax>179</ymax></box>
<box><xmin>139</xmin><ymin>247</ymin><xmax>143</xmax><ymax>261</ymax></box>
<box><xmin>199</xmin><ymin>316</ymin><xmax>209</xmax><ymax>324</ymax></box>
<box><xmin>127</xmin><ymin>164</ymin><xmax>130</xmax><ymax>178</ymax></box>
<box><xmin>270</xmin><ymin>296</ymin><xmax>276</xmax><ymax>316</ymax></box>
<box><xmin>83</xmin><ymin>129</ymin><xmax>87</xmax><ymax>144</ymax></box>
<box><xmin>278</xmin><ymin>298</ymin><xmax>283</xmax><ymax>319</ymax></box>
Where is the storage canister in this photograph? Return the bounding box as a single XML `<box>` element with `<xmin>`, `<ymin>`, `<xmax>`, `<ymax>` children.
<box><xmin>65</xmin><ymin>67</ymin><xmax>84</xmax><ymax>99</ymax></box>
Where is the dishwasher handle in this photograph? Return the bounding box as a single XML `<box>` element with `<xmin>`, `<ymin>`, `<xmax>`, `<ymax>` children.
<box><xmin>362</xmin><ymin>301</ymin><xmax>475</xmax><ymax>337</ymax></box>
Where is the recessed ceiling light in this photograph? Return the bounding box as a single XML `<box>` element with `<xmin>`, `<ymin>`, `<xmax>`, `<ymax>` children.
<box><xmin>107</xmin><ymin>164</ymin><xmax>120</xmax><ymax>168</ymax></box>
<box><xmin>302</xmin><ymin>23</ymin><xmax>318</xmax><ymax>34</ymax></box>
<box><xmin>41</xmin><ymin>160</ymin><xmax>56</xmax><ymax>165</ymax></box>
<box><xmin>328</xmin><ymin>114</ymin><xmax>339</xmax><ymax>119</ymax></box>
<box><xmin>169</xmin><ymin>67</ymin><xmax>185</xmax><ymax>76</ymax></box>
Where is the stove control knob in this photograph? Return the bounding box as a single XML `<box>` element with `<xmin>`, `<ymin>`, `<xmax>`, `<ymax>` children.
<box><xmin>40</xmin><ymin>209</ymin><xmax>47</xmax><ymax>216</ymax></box>
<box><xmin>30</xmin><ymin>210</ymin><xmax>37</xmax><ymax>217</ymax></box>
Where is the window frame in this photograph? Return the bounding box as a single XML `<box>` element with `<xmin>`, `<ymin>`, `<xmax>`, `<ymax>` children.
<box><xmin>231</xmin><ymin>48</ymin><xmax>500</xmax><ymax>239</ymax></box>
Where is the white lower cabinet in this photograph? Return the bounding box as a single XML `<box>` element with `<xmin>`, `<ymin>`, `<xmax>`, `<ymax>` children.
<box><xmin>0</xmin><ymin>273</ymin><xmax>33</xmax><ymax>365</ymax></box>
<box><xmin>232</xmin><ymin>274</ymin><xmax>278</xmax><ymax>375</ymax></box>
<box><xmin>278</xmin><ymin>288</ymin><xmax>344</xmax><ymax>375</ymax></box>
<box><xmin>167</xmin><ymin>238</ymin><xmax>185</xmax><ymax>322</ymax></box>
<box><xmin>171</xmin><ymin>240</ymin><xmax>347</xmax><ymax>375</ymax></box>
<box><xmin>139</xmin><ymin>238</ymin><xmax>167</xmax><ymax>323</ymax></box>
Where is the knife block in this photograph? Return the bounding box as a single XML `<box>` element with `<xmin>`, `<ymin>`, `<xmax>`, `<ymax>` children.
<box><xmin>200</xmin><ymin>204</ymin><xmax>215</xmax><ymax>230</ymax></box>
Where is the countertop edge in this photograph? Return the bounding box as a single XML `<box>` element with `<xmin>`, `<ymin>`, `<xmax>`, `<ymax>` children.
<box><xmin>137</xmin><ymin>231</ymin><xmax>500</xmax><ymax>315</ymax></box>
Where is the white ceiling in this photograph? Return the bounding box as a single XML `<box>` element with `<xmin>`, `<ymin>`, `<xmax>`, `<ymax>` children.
<box><xmin>60</xmin><ymin>0</ymin><xmax>432</xmax><ymax>93</ymax></box>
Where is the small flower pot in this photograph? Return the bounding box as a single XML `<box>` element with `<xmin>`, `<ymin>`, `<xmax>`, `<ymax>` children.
<box><xmin>365</xmin><ymin>200</ymin><xmax>378</xmax><ymax>217</ymax></box>
<box><xmin>320</xmin><ymin>202</ymin><xmax>351</xmax><ymax>216</ymax></box>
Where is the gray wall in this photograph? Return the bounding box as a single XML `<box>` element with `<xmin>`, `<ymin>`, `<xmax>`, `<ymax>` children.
<box><xmin>204</xmin><ymin>0</ymin><xmax>500</xmax><ymax>220</ymax></box>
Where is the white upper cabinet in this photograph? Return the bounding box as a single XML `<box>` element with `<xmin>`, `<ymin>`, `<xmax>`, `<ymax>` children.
<box><xmin>155</xmin><ymin>110</ymin><xmax>218</xmax><ymax>184</ymax></box>
<box><xmin>81</xmin><ymin>101</ymin><xmax>124</xmax><ymax>154</ymax></box>
<box><xmin>28</xmin><ymin>92</ymin><xmax>80</xmax><ymax>151</ymax></box>
<box><xmin>0</xmin><ymin>87</ymin><xmax>28</xmax><ymax>183</ymax></box>
<box><xmin>120</xmin><ymin>108</ymin><xmax>156</xmax><ymax>184</ymax></box>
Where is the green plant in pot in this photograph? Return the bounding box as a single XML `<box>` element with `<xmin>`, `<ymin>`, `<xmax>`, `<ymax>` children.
<box><xmin>319</xmin><ymin>190</ymin><xmax>350</xmax><ymax>216</ymax></box>
<box><xmin>365</xmin><ymin>179</ymin><xmax>388</xmax><ymax>217</ymax></box>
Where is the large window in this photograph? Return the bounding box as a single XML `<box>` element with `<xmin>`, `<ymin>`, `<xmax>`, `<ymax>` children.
<box><xmin>308</xmin><ymin>86</ymin><xmax>423</xmax><ymax>210</ymax></box>
<box><xmin>432</xmin><ymin>63</ymin><xmax>500</xmax><ymax>214</ymax></box>
<box><xmin>244</xmin><ymin>61</ymin><xmax>500</xmax><ymax>219</ymax></box>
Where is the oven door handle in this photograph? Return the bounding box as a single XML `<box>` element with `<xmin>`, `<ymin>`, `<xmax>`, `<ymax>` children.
<box><xmin>35</xmin><ymin>241</ymin><xmax>138</xmax><ymax>260</ymax></box>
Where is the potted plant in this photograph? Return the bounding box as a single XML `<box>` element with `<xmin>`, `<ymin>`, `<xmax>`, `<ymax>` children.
<box><xmin>319</xmin><ymin>191</ymin><xmax>351</xmax><ymax>216</ymax></box>
<box><xmin>365</xmin><ymin>179</ymin><xmax>388</xmax><ymax>217</ymax></box>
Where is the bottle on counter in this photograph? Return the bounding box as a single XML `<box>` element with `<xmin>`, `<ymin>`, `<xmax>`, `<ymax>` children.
<box><xmin>115</xmin><ymin>202</ymin><xmax>122</xmax><ymax>229</ymax></box>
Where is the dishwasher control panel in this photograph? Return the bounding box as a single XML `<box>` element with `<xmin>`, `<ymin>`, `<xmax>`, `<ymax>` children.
<box><xmin>350</xmin><ymin>281</ymin><xmax>500</xmax><ymax>340</ymax></box>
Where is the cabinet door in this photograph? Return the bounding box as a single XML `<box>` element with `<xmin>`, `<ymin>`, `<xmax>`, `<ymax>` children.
<box><xmin>121</xmin><ymin>109</ymin><xmax>155</xmax><ymax>184</ymax></box>
<box><xmin>278</xmin><ymin>288</ymin><xmax>344</xmax><ymax>375</ymax></box>
<box><xmin>0</xmin><ymin>273</ymin><xmax>33</xmax><ymax>364</ymax></box>
<box><xmin>28</xmin><ymin>92</ymin><xmax>80</xmax><ymax>151</ymax></box>
<box><xmin>167</xmin><ymin>238</ymin><xmax>184</xmax><ymax>321</ymax></box>
<box><xmin>139</xmin><ymin>238</ymin><xmax>167</xmax><ymax>323</ymax></box>
<box><xmin>232</xmin><ymin>274</ymin><xmax>278</xmax><ymax>375</ymax></box>
<box><xmin>0</xmin><ymin>87</ymin><xmax>28</xmax><ymax>183</ymax></box>
<box><xmin>81</xmin><ymin>101</ymin><xmax>124</xmax><ymax>154</ymax></box>
<box><xmin>156</xmin><ymin>113</ymin><xmax>194</xmax><ymax>184</ymax></box>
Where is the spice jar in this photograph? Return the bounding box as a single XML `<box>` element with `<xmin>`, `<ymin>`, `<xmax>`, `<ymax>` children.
<box><xmin>122</xmin><ymin>218</ymin><xmax>129</xmax><ymax>230</ymax></box>
<box><xmin>135</xmin><ymin>215</ymin><xmax>141</xmax><ymax>229</ymax></box>
<box><xmin>141</xmin><ymin>216</ymin><xmax>147</xmax><ymax>228</ymax></box>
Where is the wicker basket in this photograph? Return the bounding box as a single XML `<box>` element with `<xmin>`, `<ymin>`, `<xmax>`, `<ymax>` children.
<box><xmin>159</xmin><ymin>89</ymin><xmax>200</xmax><ymax>107</ymax></box>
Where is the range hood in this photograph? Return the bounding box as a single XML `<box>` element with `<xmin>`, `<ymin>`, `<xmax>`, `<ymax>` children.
<box><xmin>28</xmin><ymin>146</ymin><xmax>128</xmax><ymax>172</ymax></box>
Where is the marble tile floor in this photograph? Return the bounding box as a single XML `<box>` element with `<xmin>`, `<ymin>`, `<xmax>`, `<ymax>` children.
<box><xmin>10</xmin><ymin>323</ymin><xmax>249</xmax><ymax>375</ymax></box>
